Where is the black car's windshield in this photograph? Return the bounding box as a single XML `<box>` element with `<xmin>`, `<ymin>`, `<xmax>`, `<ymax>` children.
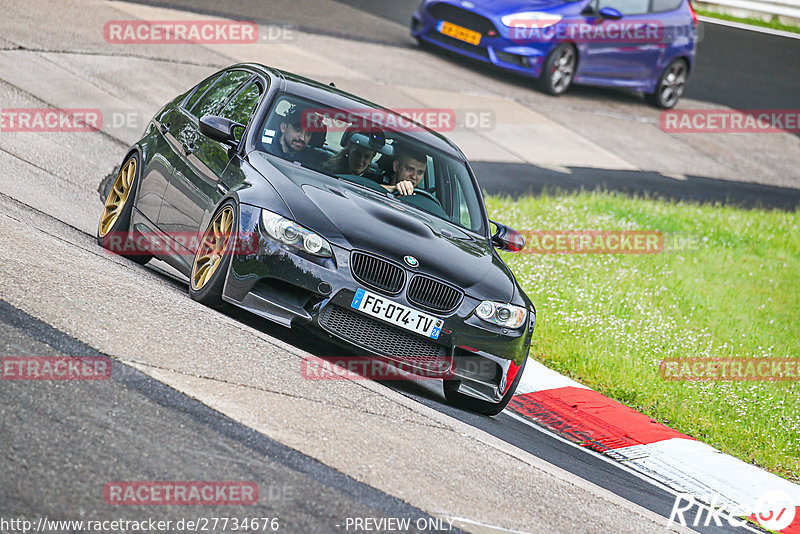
<box><xmin>254</xmin><ymin>92</ymin><xmax>485</xmax><ymax>235</ymax></box>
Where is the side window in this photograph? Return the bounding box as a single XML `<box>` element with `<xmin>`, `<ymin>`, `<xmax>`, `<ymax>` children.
<box><xmin>190</xmin><ymin>70</ymin><xmax>252</xmax><ymax>119</ymax></box>
<box><xmin>218</xmin><ymin>82</ymin><xmax>263</xmax><ymax>130</ymax></box>
<box><xmin>452</xmin><ymin>178</ymin><xmax>472</xmax><ymax>229</ymax></box>
<box><xmin>183</xmin><ymin>72</ymin><xmax>223</xmax><ymax>112</ymax></box>
<box><xmin>597</xmin><ymin>0</ymin><xmax>649</xmax><ymax>15</ymax></box>
<box><xmin>260</xmin><ymin>97</ymin><xmax>295</xmax><ymax>146</ymax></box>
<box><xmin>651</xmin><ymin>0</ymin><xmax>682</xmax><ymax>11</ymax></box>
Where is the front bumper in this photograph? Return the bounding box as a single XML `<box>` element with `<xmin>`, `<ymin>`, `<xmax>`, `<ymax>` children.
<box><xmin>222</xmin><ymin>204</ymin><xmax>533</xmax><ymax>403</ymax></box>
<box><xmin>411</xmin><ymin>9</ymin><xmax>556</xmax><ymax>79</ymax></box>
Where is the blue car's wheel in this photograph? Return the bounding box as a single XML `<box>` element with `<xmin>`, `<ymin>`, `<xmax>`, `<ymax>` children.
<box><xmin>646</xmin><ymin>59</ymin><xmax>688</xmax><ymax>109</ymax></box>
<box><xmin>537</xmin><ymin>44</ymin><xmax>576</xmax><ymax>96</ymax></box>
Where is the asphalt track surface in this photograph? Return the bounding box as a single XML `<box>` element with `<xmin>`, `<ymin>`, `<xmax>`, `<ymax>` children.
<box><xmin>336</xmin><ymin>0</ymin><xmax>800</xmax><ymax>111</ymax></box>
<box><xmin>131</xmin><ymin>0</ymin><xmax>800</xmax><ymax>111</ymax></box>
<box><xmin>470</xmin><ymin>162</ymin><xmax>800</xmax><ymax>209</ymax></box>
<box><xmin>0</xmin><ymin>279</ymin><xmax>755</xmax><ymax>534</ymax></box>
<box><xmin>1</xmin><ymin>2</ymin><xmax>795</xmax><ymax>533</ymax></box>
<box><xmin>2</xmin><ymin>171</ymin><xmax>761</xmax><ymax>533</ymax></box>
<box><xmin>0</xmin><ymin>300</ymin><xmax>444</xmax><ymax>533</ymax></box>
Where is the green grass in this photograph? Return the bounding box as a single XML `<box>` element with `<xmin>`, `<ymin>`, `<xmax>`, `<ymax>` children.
<box><xmin>696</xmin><ymin>7</ymin><xmax>800</xmax><ymax>34</ymax></box>
<box><xmin>486</xmin><ymin>191</ymin><xmax>800</xmax><ymax>482</ymax></box>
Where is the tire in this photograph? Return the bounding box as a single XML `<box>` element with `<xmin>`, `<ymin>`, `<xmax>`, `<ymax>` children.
<box><xmin>443</xmin><ymin>356</ymin><xmax>527</xmax><ymax>416</ymax></box>
<box><xmin>537</xmin><ymin>44</ymin><xmax>577</xmax><ymax>96</ymax></box>
<box><xmin>188</xmin><ymin>200</ymin><xmax>238</xmax><ymax>308</ymax></box>
<box><xmin>97</xmin><ymin>153</ymin><xmax>152</xmax><ymax>265</ymax></box>
<box><xmin>645</xmin><ymin>59</ymin><xmax>688</xmax><ymax>109</ymax></box>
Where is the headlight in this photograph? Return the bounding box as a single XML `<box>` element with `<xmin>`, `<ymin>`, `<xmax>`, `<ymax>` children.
<box><xmin>500</xmin><ymin>12</ymin><xmax>562</xmax><ymax>28</ymax></box>
<box><xmin>473</xmin><ymin>301</ymin><xmax>527</xmax><ymax>329</ymax></box>
<box><xmin>261</xmin><ymin>209</ymin><xmax>332</xmax><ymax>258</ymax></box>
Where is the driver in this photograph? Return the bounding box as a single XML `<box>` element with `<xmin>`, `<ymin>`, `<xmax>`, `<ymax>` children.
<box><xmin>268</xmin><ymin>105</ymin><xmax>323</xmax><ymax>166</ymax></box>
<box><xmin>382</xmin><ymin>146</ymin><xmax>427</xmax><ymax>196</ymax></box>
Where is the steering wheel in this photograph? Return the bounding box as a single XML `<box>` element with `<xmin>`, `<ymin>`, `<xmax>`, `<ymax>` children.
<box><xmin>392</xmin><ymin>188</ymin><xmax>442</xmax><ymax>206</ymax></box>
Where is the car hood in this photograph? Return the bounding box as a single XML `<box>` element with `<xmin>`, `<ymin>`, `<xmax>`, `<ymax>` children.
<box><xmin>251</xmin><ymin>153</ymin><xmax>516</xmax><ymax>301</ymax></box>
<box><xmin>467</xmin><ymin>0</ymin><xmax>571</xmax><ymax>14</ymax></box>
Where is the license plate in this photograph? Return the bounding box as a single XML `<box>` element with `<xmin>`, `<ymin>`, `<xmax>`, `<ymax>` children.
<box><xmin>351</xmin><ymin>288</ymin><xmax>443</xmax><ymax>340</ymax></box>
<box><xmin>437</xmin><ymin>20</ymin><xmax>482</xmax><ymax>46</ymax></box>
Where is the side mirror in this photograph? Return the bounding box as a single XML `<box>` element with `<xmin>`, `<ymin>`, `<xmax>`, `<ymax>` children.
<box><xmin>598</xmin><ymin>7</ymin><xmax>623</xmax><ymax>19</ymax></box>
<box><xmin>490</xmin><ymin>220</ymin><xmax>526</xmax><ymax>252</ymax></box>
<box><xmin>199</xmin><ymin>115</ymin><xmax>244</xmax><ymax>147</ymax></box>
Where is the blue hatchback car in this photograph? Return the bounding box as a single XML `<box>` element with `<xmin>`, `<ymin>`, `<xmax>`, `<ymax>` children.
<box><xmin>411</xmin><ymin>0</ymin><xmax>698</xmax><ymax>108</ymax></box>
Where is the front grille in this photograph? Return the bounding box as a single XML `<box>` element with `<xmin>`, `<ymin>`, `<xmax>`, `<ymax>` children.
<box><xmin>350</xmin><ymin>252</ymin><xmax>405</xmax><ymax>294</ymax></box>
<box><xmin>426</xmin><ymin>32</ymin><xmax>490</xmax><ymax>60</ymax></box>
<box><xmin>426</xmin><ymin>2</ymin><xmax>499</xmax><ymax>35</ymax></box>
<box><xmin>407</xmin><ymin>275</ymin><xmax>463</xmax><ymax>313</ymax></box>
<box><xmin>319</xmin><ymin>305</ymin><xmax>449</xmax><ymax>370</ymax></box>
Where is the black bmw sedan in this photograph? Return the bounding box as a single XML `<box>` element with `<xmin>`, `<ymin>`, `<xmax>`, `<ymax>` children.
<box><xmin>98</xmin><ymin>63</ymin><xmax>535</xmax><ymax>415</ymax></box>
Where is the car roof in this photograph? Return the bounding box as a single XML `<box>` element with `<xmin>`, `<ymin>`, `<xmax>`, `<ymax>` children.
<box><xmin>236</xmin><ymin>63</ymin><xmax>466</xmax><ymax>159</ymax></box>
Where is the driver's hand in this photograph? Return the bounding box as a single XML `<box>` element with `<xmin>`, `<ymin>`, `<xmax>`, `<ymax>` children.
<box><xmin>395</xmin><ymin>180</ymin><xmax>415</xmax><ymax>196</ymax></box>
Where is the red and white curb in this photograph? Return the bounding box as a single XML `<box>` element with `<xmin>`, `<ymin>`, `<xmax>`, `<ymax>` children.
<box><xmin>508</xmin><ymin>358</ymin><xmax>800</xmax><ymax>532</ymax></box>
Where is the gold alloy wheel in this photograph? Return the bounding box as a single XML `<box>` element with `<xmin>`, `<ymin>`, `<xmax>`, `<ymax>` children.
<box><xmin>98</xmin><ymin>158</ymin><xmax>136</xmax><ymax>237</ymax></box>
<box><xmin>191</xmin><ymin>205</ymin><xmax>235</xmax><ymax>291</ymax></box>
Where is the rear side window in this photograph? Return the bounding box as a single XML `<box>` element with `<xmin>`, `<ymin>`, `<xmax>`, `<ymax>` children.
<box><xmin>218</xmin><ymin>82</ymin><xmax>264</xmax><ymax>141</ymax></box>
<box><xmin>189</xmin><ymin>70</ymin><xmax>252</xmax><ymax>119</ymax></box>
<box><xmin>183</xmin><ymin>72</ymin><xmax>222</xmax><ymax>112</ymax></box>
<box><xmin>597</xmin><ymin>0</ymin><xmax>649</xmax><ymax>15</ymax></box>
<box><xmin>651</xmin><ymin>0</ymin><xmax>683</xmax><ymax>11</ymax></box>
<box><xmin>218</xmin><ymin>82</ymin><xmax>263</xmax><ymax>127</ymax></box>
